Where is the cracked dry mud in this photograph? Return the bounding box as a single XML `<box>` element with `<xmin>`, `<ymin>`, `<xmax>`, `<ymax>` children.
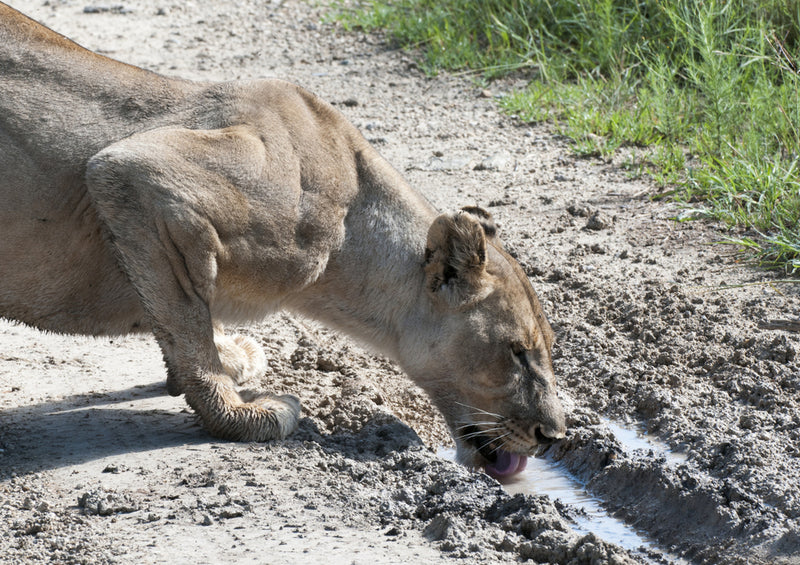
<box><xmin>1</xmin><ymin>1</ymin><xmax>799</xmax><ymax>564</ymax></box>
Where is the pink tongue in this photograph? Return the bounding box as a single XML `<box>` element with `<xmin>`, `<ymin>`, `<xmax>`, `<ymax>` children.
<box><xmin>484</xmin><ymin>450</ymin><xmax>528</xmax><ymax>479</ymax></box>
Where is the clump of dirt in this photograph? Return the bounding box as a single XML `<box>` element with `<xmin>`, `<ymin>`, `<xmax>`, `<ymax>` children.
<box><xmin>78</xmin><ymin>490</ymin><xmax>140</xmax><ymax>516</ymax></box>
<box><xmin>1</xmin><ymin>0</ymin><xmax>799</xmax><ymax>564</ymax></box>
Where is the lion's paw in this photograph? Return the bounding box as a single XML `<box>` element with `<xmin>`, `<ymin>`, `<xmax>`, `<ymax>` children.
<box><xmin>235</xmin><ymin>390</ymin><xmax>301</xmax><ymax>440</ymax></box>
<box><xmin>215</xmin><ymin>333</ymin><xmax>267</xmax><ymax>386</ymax></box>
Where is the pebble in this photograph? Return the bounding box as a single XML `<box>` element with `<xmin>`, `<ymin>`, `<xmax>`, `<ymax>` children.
<box><xmin>567</xmin><ymin>203</ymin><xmax>592</xmax><ymax>217</ymax></box>
<box><xmin>474</xmin><ymin>151</ymin><xmax>513</xmax><ymax>171</ymax></box>
<box><xmin>83</xmin><ymin>5</ymin><xmax>130</xmax><ymax>14</ymax></box>
<box><xmin>420</xmin><ymin>155</ymin><xmax>476</xmax><ymax>171</ymax></box>
<box><xmin>585</xmin><ymin>210</ymin><xmax>614</xmax><ymax>230</ymax></box>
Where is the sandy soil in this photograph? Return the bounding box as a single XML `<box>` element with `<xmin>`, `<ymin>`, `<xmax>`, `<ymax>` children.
<box><xmin>1</xmin><ymin>1</ymin><xmax>799</xmax><ymax>564</ymax></box>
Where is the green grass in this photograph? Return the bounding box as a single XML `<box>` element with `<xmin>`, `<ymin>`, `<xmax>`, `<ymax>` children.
<box><xmin>335</xmin><ymin>0</ymin><xmax>800</xmax><ymax>274</ymax></box>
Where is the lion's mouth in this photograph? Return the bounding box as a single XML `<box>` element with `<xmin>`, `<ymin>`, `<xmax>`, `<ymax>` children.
<box><xmin>462</xmin><ymin>425</ymin><xmax>501</xmax><ymax>463</ymax></box>
<box><xmin>461</xmin><ymin>422</ymin><xmax>561</xmax><ymax>478</ymax></box>
<box><xmin>461</xmin><ymin>425</ymin><xmax>529</xmax><ymax>478</ymax></box>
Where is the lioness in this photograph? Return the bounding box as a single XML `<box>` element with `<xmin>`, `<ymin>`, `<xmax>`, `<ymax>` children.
<box><xmin>0</xmin><ymin>3</ymin><xmax>565</xmax><ymax>476</ymax></box>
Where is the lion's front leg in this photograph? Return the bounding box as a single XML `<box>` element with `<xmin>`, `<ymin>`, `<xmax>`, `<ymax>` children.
<box><xmin>85</xmin><ymin>129</ymin><xmax>301</xmax><ymax>441</ymax></box>
<box><xmin>155</xmin><ymin>320</ymin><xmax>299</xmax><ymax>441</ymax></box>
<box><xmin>156</xmin><ymin>326</ymin><xmax>295</xmax><ymax>442</ymax></box>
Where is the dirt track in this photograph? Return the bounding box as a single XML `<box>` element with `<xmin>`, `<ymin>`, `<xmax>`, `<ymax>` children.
<box><xmin>1</xmin><ymin>1</ymin><xmax>799</xmax><ymax>564</ymax></box>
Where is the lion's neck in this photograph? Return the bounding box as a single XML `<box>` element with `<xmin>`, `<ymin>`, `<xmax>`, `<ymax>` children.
<box><xmin>288</xmin><ymin>148</ymin><xmax>438</xmax><ymax>360</ymax></box>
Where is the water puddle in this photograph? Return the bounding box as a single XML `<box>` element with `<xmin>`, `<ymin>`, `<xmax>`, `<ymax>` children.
<box><xmin>438</xmin><ymin>417</ymin><xmax>690</xmax><ymax>564</ymax></box>
<box><xmin>439</xmin><ymin>445</ymin><xmax>660</xmax><ymax>560</ymax></box>
<box><xmin>602</xmin><ymin>418</ymin><xmax>688</xmax><ymax>467</ymax></box>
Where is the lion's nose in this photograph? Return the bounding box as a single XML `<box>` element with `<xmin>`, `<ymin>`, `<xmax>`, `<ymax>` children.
<box><xmin>532</xmin><ymin>423</ymin><xmax>566</xmax><ymax>444</ymax></box>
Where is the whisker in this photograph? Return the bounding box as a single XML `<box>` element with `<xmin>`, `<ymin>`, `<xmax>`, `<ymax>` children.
<box><xmin>461</xmin><ymin>432</ymin><xmax>503</xmax><ymax>444</ymax></box>
<box><xmin>462</xmin><ymin>427</ymin><xmax>504</xmax><ymax>436</ymax></box>
<box><xmin>455</xmin><ymin>421</ymin><xmax>502</xmax><ymax>431</ymax></box>
<box><xmin>488</xmin><ymin>433</ymin><xmax>513</xmax><ymax>455</ymax></box>
<box><xmin>468</xmin><ymin>412</ymin><xmax>502</xmax><ymax>422</ymax></box>
<box><xmin>460</xmin><ymin>427</ymin><xmax>504</xmax><ymax>440</ymax></box>
<box><xmin>454</xmin><ymin>402</ymin><xmax>502</xmax><ymax>419</ymax></box>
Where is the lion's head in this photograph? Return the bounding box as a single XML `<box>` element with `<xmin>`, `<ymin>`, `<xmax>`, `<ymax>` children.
<box><xmin>401</xmin><ymin>207</ymin><xmax>565</xmax><ymax>477</ymax></box>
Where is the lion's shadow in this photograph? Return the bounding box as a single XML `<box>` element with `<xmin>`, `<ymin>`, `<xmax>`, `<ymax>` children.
<box><xmin>0</xmin><ymin>382</ymin><xmax>423</xmax><ymax>474</ymax></box>
<box><xmin>1</xmin><ymin>382</ymin><xmax>200</xmax><ymax>473</ymax></box>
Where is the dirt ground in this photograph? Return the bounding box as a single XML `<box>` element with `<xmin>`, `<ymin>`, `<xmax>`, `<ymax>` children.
<box><xmin>1</xmin><ymin>1</ymin><xmax>799</xmax><ymax>564</ymax></box>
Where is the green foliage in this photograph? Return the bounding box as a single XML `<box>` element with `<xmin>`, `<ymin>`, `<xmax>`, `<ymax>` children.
<box><xmin>336</xmin><ymin>0</ymin><xmax>800</xmax><ymax>273</ymax></box>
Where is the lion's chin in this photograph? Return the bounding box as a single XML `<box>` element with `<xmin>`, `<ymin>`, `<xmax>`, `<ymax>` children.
<box><xmin>483</xmin><ymin>449</ymin><xmax>528</xmax><ymax>479</ymax></box>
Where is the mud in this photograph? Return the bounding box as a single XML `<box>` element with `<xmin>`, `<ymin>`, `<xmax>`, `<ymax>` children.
<box><xmin>1</xmin><ymin>0</ymin><xmax>799</xmax><ymax>563</ymax></box>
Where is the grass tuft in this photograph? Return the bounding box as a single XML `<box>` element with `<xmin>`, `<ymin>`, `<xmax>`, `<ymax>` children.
<box><xmin>335</xmin><ymin>0</ymin><xmax>800</xmax><ymax>274</ymax></box>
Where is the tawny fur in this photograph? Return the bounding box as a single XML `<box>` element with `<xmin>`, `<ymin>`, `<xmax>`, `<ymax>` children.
<box><xmin>0</xmin><ymin>3</ymin><xmax>565</xmax><ymax>464</ymax></box>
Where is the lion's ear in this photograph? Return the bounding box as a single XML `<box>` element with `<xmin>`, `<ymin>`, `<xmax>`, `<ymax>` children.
<box><xmin>459</xmin><ymin>206</ymin><xmax>497</xmax><ymax>239</ymax></box>
<box><xmin>424</xmin><ymin>210</ymin><xmax>491</xmax><ymax>307</ymax></box>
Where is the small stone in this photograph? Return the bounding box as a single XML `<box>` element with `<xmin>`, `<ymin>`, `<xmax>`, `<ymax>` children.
<box><xmin>83</xmin><ymin>5</ymin><xmax>130</xmax><ymax>14</ymax></box>
<box><xmin>474</xmin><ymin>151</ymin><xmax>513</xmax><ymax>171</ymax></box>
<box><xmin>479</xmin><ymin>89</ymin><xmax>492</xmax><ymax>98</ymax></box>
<box><xmin>585</xmin><ymin>210</ymin><xmax>613</xmax><ymax>230</ymax></box>
<box><xmin>567</xmin><ymin>203</ymin><xmax>592</xmax><ymax>217</ymax></box>
<box><xmin>739</xmin><ymin>414</ymin><xmax>757</xmax><ymax>429</ymax></box>
<box><xmin>423</xmin><ymin>514</ymin><xmax>453</xmax><ymax>541</ymax></box>
<box><xmin>655</xmin><ymin>352</ymin><xmax>674</xmax><ymax>365</ymax></box>
<box><xmin>421</xmin><ymin>155</ymin><xmax>476</xmax><ymax>171</ymax></box>
<box><xmin>342</xmin><ymin>98</ymin><xmax>359</xmax><ymax>107</ymax></box>
<box><xmin>77</xmin><ymin>490</ymin><xmax>138</xmax><ymax>516</ymax></box>
<box><xmin>316</xmin><ymin>356</ymin><xmax>339</xmax><ymax>372</ymax></box>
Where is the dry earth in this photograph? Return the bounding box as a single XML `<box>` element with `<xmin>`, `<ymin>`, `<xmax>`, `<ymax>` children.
<box><xmin>1</xmin><ymin>1</ymin><xmax>799</xmax><ymax>564</ymax></box>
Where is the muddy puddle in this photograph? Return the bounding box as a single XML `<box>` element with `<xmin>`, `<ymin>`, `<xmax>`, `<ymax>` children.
<box><xmin>602</xmin><ymin>419</ymin><xmax>688</xmax><ymax>468</ymax></box>
<box><xmin>439</xmin><ymin>417</ymin><xmax>691</xmax><ymax>564</ymax></box>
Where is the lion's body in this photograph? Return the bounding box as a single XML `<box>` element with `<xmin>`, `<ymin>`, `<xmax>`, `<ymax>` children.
<box><xmin>1</xmin><ymin>4</ymin><xmax>398</xmax><ymax>336</ymax></box>
<box><xmin>0</xmin><ymin>2</ymin><xmax>564</xmax><ymax>469</ymax></box>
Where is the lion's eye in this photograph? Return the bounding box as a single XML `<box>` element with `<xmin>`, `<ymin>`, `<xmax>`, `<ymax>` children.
<box><xmin>511</xmin><ymin>342</ymin><xmax>534</xmax><ymax>375</ymax></box>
